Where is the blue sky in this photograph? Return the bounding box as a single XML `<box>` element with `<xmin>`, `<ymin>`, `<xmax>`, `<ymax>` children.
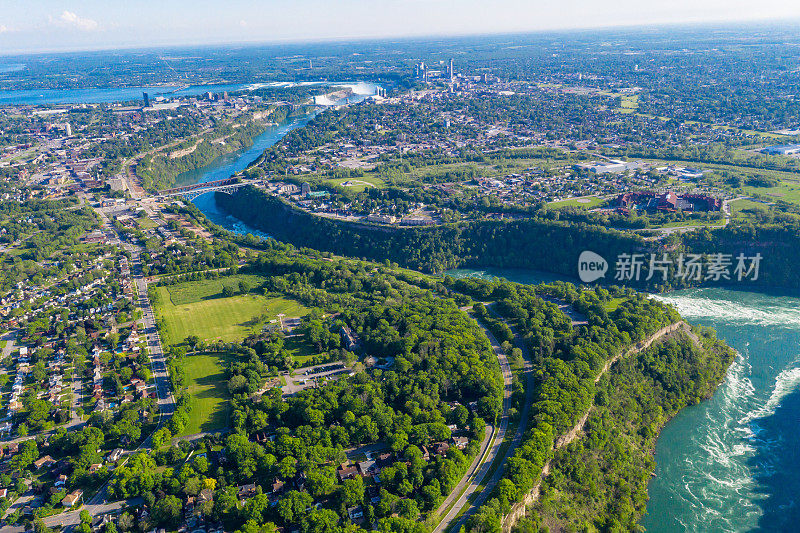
<box><xmin>2</xmin><ymin>0</ymin><xmax>800</xmax><ymax>54</ymax></box>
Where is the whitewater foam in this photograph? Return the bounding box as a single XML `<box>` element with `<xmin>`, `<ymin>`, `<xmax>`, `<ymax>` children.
<box><xmin>654</xmin><ymin>292</ymin><xmax>800</xmax><ymax>328</ymax></box>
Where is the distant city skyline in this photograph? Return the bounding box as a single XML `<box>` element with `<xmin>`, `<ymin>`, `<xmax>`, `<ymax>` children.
<box><xmin>1</xmin><ymin>0</ymin><xmax>800</xmax><ymax>55</ymax></box>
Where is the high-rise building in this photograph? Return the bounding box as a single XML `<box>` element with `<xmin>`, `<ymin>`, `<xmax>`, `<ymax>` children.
<box><xmin>415</xmin><ymin>62</ymin><xmax>428</xmax><ymax>81</ymax></box>
<box><xmin>142</xmin><ymin>92</ymin><xmax>151</xmax><ymax>108</ymax></box>
<box><xmin>449</xmin><ymin>58</ymin><xmax>454</xmax><ymax>83</ymax></box>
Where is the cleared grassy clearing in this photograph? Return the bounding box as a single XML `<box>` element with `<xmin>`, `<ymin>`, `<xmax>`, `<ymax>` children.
<box><xmin>154</xmin><ymin>279</ymin><xmax>310</xmax><ymax>346</ymax></box>
<box><xmin>730</xmin><ymin>198</ymin><xmax>772</xmax><ymax>215</ymax></box>
<box><xmin>162</xmin><ymin>274</ymin><xmax>268</xmax><ymax>306</ymax></box>
<box><xmin>180</xmin><ymin>352</ymin><xmax>233</xmax><ymax>436</ymax></box>
<box><xmin>547</xmin><ymin>196</ymin><xmax>606</xmax><ymax>209</ymax></box>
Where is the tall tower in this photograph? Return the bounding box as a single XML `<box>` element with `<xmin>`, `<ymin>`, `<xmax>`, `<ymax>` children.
<box><xmin>449</xmin><ymin>58</ymin><xmax>454</xmax><ymax>83</ymax></box>
<box><xmin>142</xmin><ymin>92</ymin><xmax>151</xmax><ymax>108</ymax></box>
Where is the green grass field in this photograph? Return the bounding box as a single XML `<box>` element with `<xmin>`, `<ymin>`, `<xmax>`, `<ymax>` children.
<box><xmin>284</xmin><ymin>336</ymin><xmax>317</xmax><ymax>365</ymax></box>
<box><xmin>546</xmin><ymin>196</ymin><xmax>606</xmax><ymax>209</ymax></box>
<box><xmin>163</xmin><ymin>275</ymin><xmax>268</xmax><ymax>306</ymax></box>
<box><xmin>136</xmin><ymin>218</ymin><xmax>159</xmax><ymax>230</ymax></box>
<box><xmin>618</xmin><ymin>95</ymin><xmax>639</xmax><ymax>114</ymax></box>
<box><xmin>180</xmin><ymin>352</ymin><xmax>233</xmax><ymax>436</ymax></box>
<box><xmin>740</xmin><ymin>181</ymin><xmax>800</xmax><ymax>206</ymax></box>
<box><xmin>154</xmin><ymin>278</ymin><xmax>310</xmax><ymax>346</ymax></box>
<box><xmin>730</xmin><ymin>198</ymin><xmax>772</xmax><ymax>216</ymax></box>
<box><xmin>325</xmin><ymin>176</ymin><xmax>386</xmax><ymax>192</ymax></box>
<box><xmin>603</xmin><ymin>297</ymin><xmax>627</xmax><ymax>312</ymax></box>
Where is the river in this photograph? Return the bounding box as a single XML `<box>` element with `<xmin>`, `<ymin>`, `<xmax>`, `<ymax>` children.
<box><xmin>171</xmin><ymin>81</ymin><xmax>380</xmax><ymax>234</ymax></box>
<box><xmin>176</xmin><ymin>112</ymin><xmax>317</xmax><ymax>236</ymax></box>
<box><xmin>444</xmin><ymin>269</ymin><xmax>800</xmax><ymax>532</ymax></box>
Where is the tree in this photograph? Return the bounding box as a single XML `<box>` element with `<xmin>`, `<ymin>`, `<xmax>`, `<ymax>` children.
<box><xmin>340</xmin><ymin>476</ymin><xmax>364</xmax><ymax>507</ymax></box>
<box><xmin>397</xmin><ymin>499</ymin><xmax>420</xmax><ymax>521</ymax></box>
<box><xmin>117</xmin><ymin>512</ymin><xmax>134</xmax><ymax>532</ymax></box>
<box><xmin>228</xmin><ymin>375</ymin><xmax>248</xmax><ymax>394</ymax></box>
<box><xmin>303</xmin><ymin>508</ymin><xmax>340</xmax><ymax>533</ymax></box>
<box><xmin>153</xmin><ymin>495</ymin><xmax>182</xmax><ymax>527</ymax></box>
<box><xmin>275</xmin><ymin>490</ymin><xmax>313</xmax><ymax>524</ymax></box>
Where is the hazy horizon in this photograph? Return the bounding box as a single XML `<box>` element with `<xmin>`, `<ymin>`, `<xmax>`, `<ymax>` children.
<box><xmin>2</xmin><ymin>0</ymin><xmax>800</xmax><ymax>56</ymax></box>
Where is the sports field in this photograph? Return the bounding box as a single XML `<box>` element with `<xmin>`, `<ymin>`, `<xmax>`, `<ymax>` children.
<box><xmin>153</xmin><ymin>276</ymin><xmax>310</xmax><ymax>346</ymax></box>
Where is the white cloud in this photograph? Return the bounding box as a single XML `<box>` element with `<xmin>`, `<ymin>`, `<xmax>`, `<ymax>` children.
<box><xmin>51</xmin><ymin>10</ymin><xmax>99</xmax><ymax>31</ymax></box>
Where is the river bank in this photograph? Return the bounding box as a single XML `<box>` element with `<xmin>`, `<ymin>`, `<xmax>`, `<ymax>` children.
<box><xmin>445</xmin><ymin>269</ymin><xmax>800</xmax><ymax>532</ymax></box>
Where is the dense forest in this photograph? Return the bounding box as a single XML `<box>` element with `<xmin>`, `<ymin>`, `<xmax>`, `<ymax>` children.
<box><xmin>440</xmin><ymin>277</ymin><xmax>734</xmax><ymax>532</ymax></box>
<box><xmin>217</xmin><ymin>186</ymin><xmax>800</xmax><ymax>291</ymax></box>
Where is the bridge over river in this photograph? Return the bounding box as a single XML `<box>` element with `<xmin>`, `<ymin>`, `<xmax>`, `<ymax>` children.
<box><xmin>158</xmin><ymin>177</ymin><xmax>255</xmax><ymax>200</ymax></box>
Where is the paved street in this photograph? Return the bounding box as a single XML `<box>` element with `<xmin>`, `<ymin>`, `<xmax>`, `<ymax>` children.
<box><xmin>433</xmin><ymin>306</ymin><xmax>517</xmax><ymax>533</ymax></box>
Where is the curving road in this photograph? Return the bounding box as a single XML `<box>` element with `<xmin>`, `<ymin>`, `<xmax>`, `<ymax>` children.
<box><xmin>434</xmin><ymin>303</ymin><xmax>535</xmax><ymax>533</ymax></box>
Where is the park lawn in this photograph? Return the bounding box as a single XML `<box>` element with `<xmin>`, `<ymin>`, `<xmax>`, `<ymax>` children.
<box><xmin>325</xmin><ymin>175</ymin><xmax>386</xmax><ymax>192</ymax></box>
<box><xmin>618</xmin><ymin>95</ymin><xmax>639</xmax><ymax>114</ymax></box>
<box><xmin>154</xmin><ymin>285</ymin><xmax>310</xmax><ymax>346</ymax></box>
<box><xmin>136</xmin><ymin>218</ymin><xmax>159</xmax><ymax>230</ymax></box>
<box><xmin>547</xmin><ymin>196</ymin><xmax>606</xmax><ymax>209</ymax></box>
<box><xmin>730</xmin><ymin>198</ymin><xmax>772</xmax><ymax>216</ymax></box>
<box><xmin>180</xmin><ymin>352</ymin><xmax>234</xmax><ymax>436</ymax></box>
<box><xmin>740</xmin><ymin>181</ymin><xmax>800</xmax><ymax>206</ymax></box>
<box><xmin>164</xmin><ymin>275</ymin><xmax>268</xmax><ymax>306</ymax></box>
<box><xmin>284</xmin><ymin>336</ymin><xmax>318</xmax><ymax>366</ymax></box>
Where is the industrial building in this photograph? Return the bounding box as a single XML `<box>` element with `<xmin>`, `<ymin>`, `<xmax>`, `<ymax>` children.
<box><xmin>573</xmin><ymin>160</ymin><xmax>641</xmax><ymax>174</ymax></box>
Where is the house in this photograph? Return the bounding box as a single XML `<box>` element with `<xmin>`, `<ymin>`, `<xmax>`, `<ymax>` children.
<box><xmin>237</xmin><ymin>484</ymin><xmax>258</xmax><ymax>499</ymax></box>
<box><xmin>108</xmin><ymin>448</ymin><xmax>124</xmax><ymax>462</ymax></box>
<box><xmin>357</xmin><ymin>460</ymin><xmax>377</xmax><ymax>477</ymax></box>
<box><xmin>347</xmin><ymin>506</ymin><xmax>364</xmax><ymax>520</ymax></box>
<box><xmin>337</xmin><ymin>462</ymin><xmax>359</xmax><ymax>481</ymax></box>
<box><xmin>198</xmin><ymin>489</ymin><xmax>214</xmax><ymax>504</ymax></box>
<box><xmin>62</xmin><ymin>489</ymin><xmax>83</xmax><ymax>507</ymax></box>
<box><xmin>89</xmin><ymin>463</ymin><xmax>103</xmax><ymax>474</ymax></box>
<box><xmin>432</xmin><ymin>442</ymin><xmax>450</xmax><ymax>456</ymax></box>
<box><xmin>340</xmin><ymin>325</ymin><xmax>359</xmax><ymax>351</ymax></box>
<box><xmin>33</xmin><ymin>455</ymin><xmax>56</xmax><ymax>470</ymax></box>
<box><xmin>452</xmin><ymin>436</ymin><xmax>469</xmax><ymax>449</ymax></box>
<box><xmin>270</xmin><ymin>479</ymin><xmax>285</xmax><ymax>494</ymax></box>
<box><xmin>420</xmin><ymin>446</ymin><xmax>430</xmax><ymax>461</ymax></box>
